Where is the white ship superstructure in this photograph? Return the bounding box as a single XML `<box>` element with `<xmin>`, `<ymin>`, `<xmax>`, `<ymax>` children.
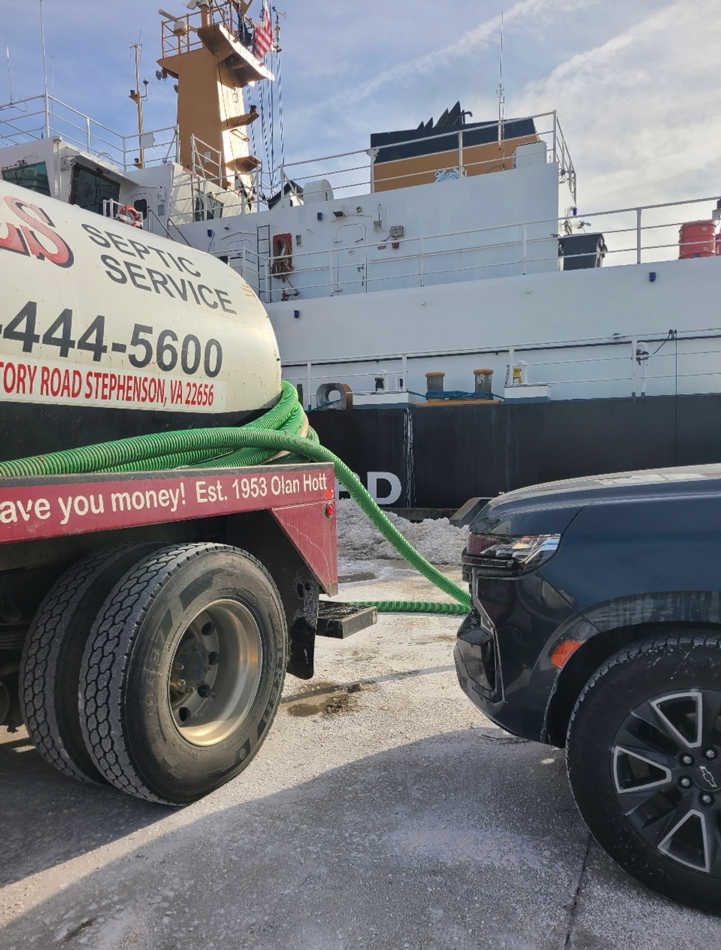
<box><xmin>2</xmin><ymin>1</ymin><xmax>720</xmax><ymax>412</ymax></box>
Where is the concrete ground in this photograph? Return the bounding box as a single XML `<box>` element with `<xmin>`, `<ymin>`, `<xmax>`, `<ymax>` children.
<box><xmin>1</xmin><ymin>560</ymin><xmax>720</xmax><ymax>950</ymax></box>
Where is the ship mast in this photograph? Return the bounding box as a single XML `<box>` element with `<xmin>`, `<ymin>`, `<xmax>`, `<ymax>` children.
<box><xmin>129</xmin><ymin>41</ymin><xmax>149</xmax><ymax>169</ymax></box>
<box><xmin>157</xmin><ymin>0</ymin><xmax>271</xmax><ymax>198</ymax></box>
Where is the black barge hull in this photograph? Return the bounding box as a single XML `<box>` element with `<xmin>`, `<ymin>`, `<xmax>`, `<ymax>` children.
<box><xmin>312</xmin><ymin>393</ymin><xmax>721</xmax><ymax>509</ymax></box>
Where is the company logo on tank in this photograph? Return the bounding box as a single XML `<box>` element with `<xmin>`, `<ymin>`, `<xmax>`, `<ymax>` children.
<box><xmin>0</xmin><ymin>195</ymin><xmax>74</xmax><ymax>268</ymax></box>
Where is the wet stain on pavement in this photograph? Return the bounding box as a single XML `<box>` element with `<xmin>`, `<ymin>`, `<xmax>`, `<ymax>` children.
<box><xmin>338</xmin><ymin>571</ymin><xmax>377</xmax><ymax>583</ymax></box>
<box><xmin>285</xmin><ymin>682</ymin><xmax>367</xmax><ymax>718</ymax></box>
<box><xmin>63</xmin><ymin>917</ymin><xmax>96</xmax><ymax>942</ymax></box>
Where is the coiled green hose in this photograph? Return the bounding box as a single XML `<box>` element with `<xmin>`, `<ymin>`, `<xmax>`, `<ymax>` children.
<box><xmin>0</xmin><ymin>382</ymin><xmax>471</xmax><ymax>614</ymax></box>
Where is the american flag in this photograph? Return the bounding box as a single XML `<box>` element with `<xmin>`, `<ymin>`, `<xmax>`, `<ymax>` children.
<box><xmin>253</xmin><ymin>1</ymin><xmax>273</xmax><ymax>59</ymax></box>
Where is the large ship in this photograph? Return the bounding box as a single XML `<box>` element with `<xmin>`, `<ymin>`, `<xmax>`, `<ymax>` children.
<box><xmin>2</xmin><ymin>1</ymin><xmax>720</xmax><ymax>505</ymax></box>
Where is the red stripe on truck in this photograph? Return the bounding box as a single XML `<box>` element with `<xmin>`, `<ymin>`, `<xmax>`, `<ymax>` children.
<box><xmin>0</xmin><ymin>464</ymin><xmax>335</xmax><ymax>545</ymax></box>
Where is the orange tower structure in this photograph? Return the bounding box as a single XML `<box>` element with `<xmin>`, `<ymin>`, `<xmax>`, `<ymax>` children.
<box><xmin>157</xmin><ymin>1</ymin><xmax>272</xmax><ymax>192</ymax></box>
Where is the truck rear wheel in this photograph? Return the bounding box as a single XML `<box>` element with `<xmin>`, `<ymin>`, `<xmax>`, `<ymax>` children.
<box><xmin>20</xmin><ymin>543</ymin><xmax>163</xmax><ymax>784</ymax></box>
<box><xmin>79</xmin><ymin>543</ymin><xmax>287</xmax><ymax>805</ymax></box>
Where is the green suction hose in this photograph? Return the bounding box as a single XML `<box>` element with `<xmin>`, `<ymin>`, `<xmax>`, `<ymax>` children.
<box><xmin>354</xmin><ymin>601</ymin><xmax>469</xmax><ymax>615</ymax></box>
<box><xmin>0</xmin><ymin>382</ymin><xmax>471</xmax><ymax>614</ymax></box>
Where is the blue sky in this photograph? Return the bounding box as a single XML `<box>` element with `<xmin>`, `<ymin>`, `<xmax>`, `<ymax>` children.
<box><xmin>2</xmin><ymin>0</ymin><xmax>719</xmax><ymax>212</ymax></box>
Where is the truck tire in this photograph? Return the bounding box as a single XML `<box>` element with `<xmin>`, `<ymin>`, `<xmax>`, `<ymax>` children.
<box><xmin>20</xmin><ymin>543</ymin><xmax>164</xmax><ymax>784</ymax></box>
<box><xmin>566</xmin><ymin>632</ymin><xmax>721</xmax><ymax>915</ymax></box>
<box><xmin>79</xmin><ymin>543</ymin><xmax>287</xmax><ymax>805</ymax></box>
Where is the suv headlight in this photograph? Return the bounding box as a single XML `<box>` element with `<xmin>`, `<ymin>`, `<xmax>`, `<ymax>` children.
<box><xmin>462</xmin><ymin>533</ymin><xmax>561</xmax><ymax>578</ymax></box>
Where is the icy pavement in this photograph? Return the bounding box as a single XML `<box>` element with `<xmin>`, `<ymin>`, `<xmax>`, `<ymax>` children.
<box><xmin>1</xmin><ymin>559</ymin><xmax>720</xmax><ymax>950</ymax></box>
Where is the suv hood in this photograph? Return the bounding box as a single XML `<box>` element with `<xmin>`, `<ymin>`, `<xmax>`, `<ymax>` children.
<box><xmin>471</xmin><ymin>464</ymin><xmax>721</xmax><ymax>537</ymax></box>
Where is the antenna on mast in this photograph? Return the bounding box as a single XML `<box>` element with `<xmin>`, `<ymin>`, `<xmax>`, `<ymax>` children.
<box><xmin>129</xmin><ymin>39</ymin><xmax>150</xmax><ymax>169</ymax></box>
<box><xmin>497</xmin><ymin>11</ymin><xmax>505</xmax><ymax>147</ymax></box>
<box><xmin>272</xmin><ymin>6</ymin><xmax>286</xmax><ymax>46</ymax></box>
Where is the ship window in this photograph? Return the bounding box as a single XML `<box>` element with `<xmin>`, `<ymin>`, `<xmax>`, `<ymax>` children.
<box><xmin>194</xmin><ymin>194</ymin><xmax>223</xmax><ymax>222</ymax></box>
<box><xmin>133</xmin><ymin>199</ymin><xmax>148</xmax><ymax>219</ymax></box>
<box><xmin>2</xmin><ymin>162</ymin><xmax>51</xmax><ymax>196</ymax></box>
<box><xmin>70</xmin><ymin>164</ymin><xmax>120</xmax><ymax>216</ymax></box>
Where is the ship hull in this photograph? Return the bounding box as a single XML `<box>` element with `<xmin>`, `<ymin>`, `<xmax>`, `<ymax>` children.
<box><xmin>269</xmin><ymin>253</ymin><xmax>721</xmax><ymax>404</ymax></box>
<box><xmin>313</xmin><ymin>392</ymin><xmax>721</xmax><ymax>509</ymax></box>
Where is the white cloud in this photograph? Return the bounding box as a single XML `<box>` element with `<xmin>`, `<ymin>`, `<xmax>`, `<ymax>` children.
<box><xmin>292</xmin><ymin>0</ymin><xmax>598</xmax><ymax>124</ymax></box>
<box><xmin>510</xmin><ymin>0</ymin><xmax>721</xmax><ymax>210</ymax></box>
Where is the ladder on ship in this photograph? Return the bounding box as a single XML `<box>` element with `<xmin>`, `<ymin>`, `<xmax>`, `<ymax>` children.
<box><xmin>256</xmin><ymin>224</ymin><xmax>271</xmax><ymax>303</ymax></box>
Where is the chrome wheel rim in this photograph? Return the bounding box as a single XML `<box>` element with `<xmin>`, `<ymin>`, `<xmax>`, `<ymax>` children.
<box><xmin>612</xmin><ymin>688</ymin><xmax>721</xmax><ymax>875</ymax></box>
<box><xmin>167</xmin><ymin>599</ymin><xmax>263</xmax><ymax>747</ymax></box>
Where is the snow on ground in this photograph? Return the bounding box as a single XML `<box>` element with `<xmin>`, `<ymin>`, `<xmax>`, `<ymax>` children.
<box><xmin>335</xmin><ymin>499</ymin><xmax>468</xmax><ymax>565</ymax></box>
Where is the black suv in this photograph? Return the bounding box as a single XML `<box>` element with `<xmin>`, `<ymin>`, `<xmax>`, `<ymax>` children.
<box><xmin>455</xmin><ymin>465</ymin><xmax>721</xmax><ymax>914</ymax></box>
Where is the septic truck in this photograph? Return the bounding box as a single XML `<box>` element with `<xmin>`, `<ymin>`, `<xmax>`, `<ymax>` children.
<box><xmin>0</xmin><ymin>182</ymin><xmax>377</xmax><ymax>804</ymax></box>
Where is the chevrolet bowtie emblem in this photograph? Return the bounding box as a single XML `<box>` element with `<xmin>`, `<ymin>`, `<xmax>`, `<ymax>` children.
<box><xmin>699</xmin><ymin>765</ymin><xmax>719</xmax><ymax>790</ymax></box>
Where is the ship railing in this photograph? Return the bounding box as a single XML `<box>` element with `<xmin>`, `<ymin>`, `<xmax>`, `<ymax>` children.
<box><xmin>219</xmin><ymin>192</ymin><xmax>721</xmax><ymax>302</ymax></box>
<box><xmin>121</xmin><ymin>125</ymin><xmax>180</xmax><ymax>170</ymax></box>
<box><xmin>272</xmin><ymin>110</ymin><xmax>576</xmax><ymax>205</ymax></box>
<box><xmin>191</xmin><ymin>135</ymin><xmax>224</xmax><ymax>187</ymax></box>
<box><xmin>217</xmin><ymin>245</ymin><xmax>264</xmax><ymax>292</ymax></box>
<box><xmin>0</xmin><ymin>94</ymin><xmax>179</xmax><ymax>171</ymax></box>
<box><xmin>99</xmin><ymin>198</ymin><xmax>190</xmax><ymax>245</ymax></box>
<box><xmin>189</xmin><ymin>134</ymin><xmax>225</xmax><ymax>221</ymax></box>
<box><xmin>160</xmin><ymin>3</ymin><xmax>240</xmax><ymax>59</ymax></box>
<box><xmin>102</xmin><ymin>198</ymin><xmax>144</xmax><ymax>227</ymax></box>
<box><xmin>279</xmin><ymin>327</ymin><xmax>721</xmax><ymax>408</ymax></box>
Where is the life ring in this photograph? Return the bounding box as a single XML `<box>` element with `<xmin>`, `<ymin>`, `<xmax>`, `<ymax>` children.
<box><xmin>116</xmin><ymin>204</ymin><xmax>143</xmax><ymax>228</ymax></box>
<box><xmin>271</xmin><ymin>233</ymin><xmax>293</xmax><ymax>275</ymax></box>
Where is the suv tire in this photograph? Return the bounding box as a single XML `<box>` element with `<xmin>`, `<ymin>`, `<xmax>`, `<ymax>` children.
<box><xmin>567</xmin><ymin>632</ymin><xmax>721</xmax><ymax>915</ymax></box>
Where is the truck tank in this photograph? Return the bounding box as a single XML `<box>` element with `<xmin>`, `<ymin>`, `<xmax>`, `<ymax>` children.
<box><xmin>0</xmin><ymin>181</ymin><xmax>281</xmax><ymax>461</ymax></box>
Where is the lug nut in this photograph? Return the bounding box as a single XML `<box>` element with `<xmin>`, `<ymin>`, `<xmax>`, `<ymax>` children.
<box><xmin>701</xmin><ymin>793</ymin><xmax>713</xmax><ymax>805</ymax></box>
<box><xmin>681</xmin><ymin>754</ymin><xmax>693</xmax><ymax>766</ymax></box>
<box><xmin>704</xmin><ymin>749</ymin><xmax>717</xmax><ymax>760</ymax></box>
<box><xmin>680</xmin><ymin>777</ymin><xmax>692</xmax><ymax>788</ymax></box>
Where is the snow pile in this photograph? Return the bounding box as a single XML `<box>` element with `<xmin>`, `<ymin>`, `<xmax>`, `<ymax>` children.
<box><xmin>335</xmin><ymin>499</ymin><xmax>468</xmax><ymax>565</ymax></box>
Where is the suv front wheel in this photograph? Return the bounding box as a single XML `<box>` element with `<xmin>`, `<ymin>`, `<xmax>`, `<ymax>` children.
<box><xmin>567</xmin><ymin>632</ymin><xmax>721</xmax><ymax>914</ymax></box>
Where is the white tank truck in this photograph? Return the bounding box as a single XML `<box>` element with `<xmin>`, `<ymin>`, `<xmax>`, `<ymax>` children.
<box><xmin>0</xmin><ymin>181</ymin><xmax>281</xmax><ymax>459</ymax></box>
<box><xmin>0</xmin><ymin>181</ymin><xmax>377</xmax><ymax>805</ymax></box>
